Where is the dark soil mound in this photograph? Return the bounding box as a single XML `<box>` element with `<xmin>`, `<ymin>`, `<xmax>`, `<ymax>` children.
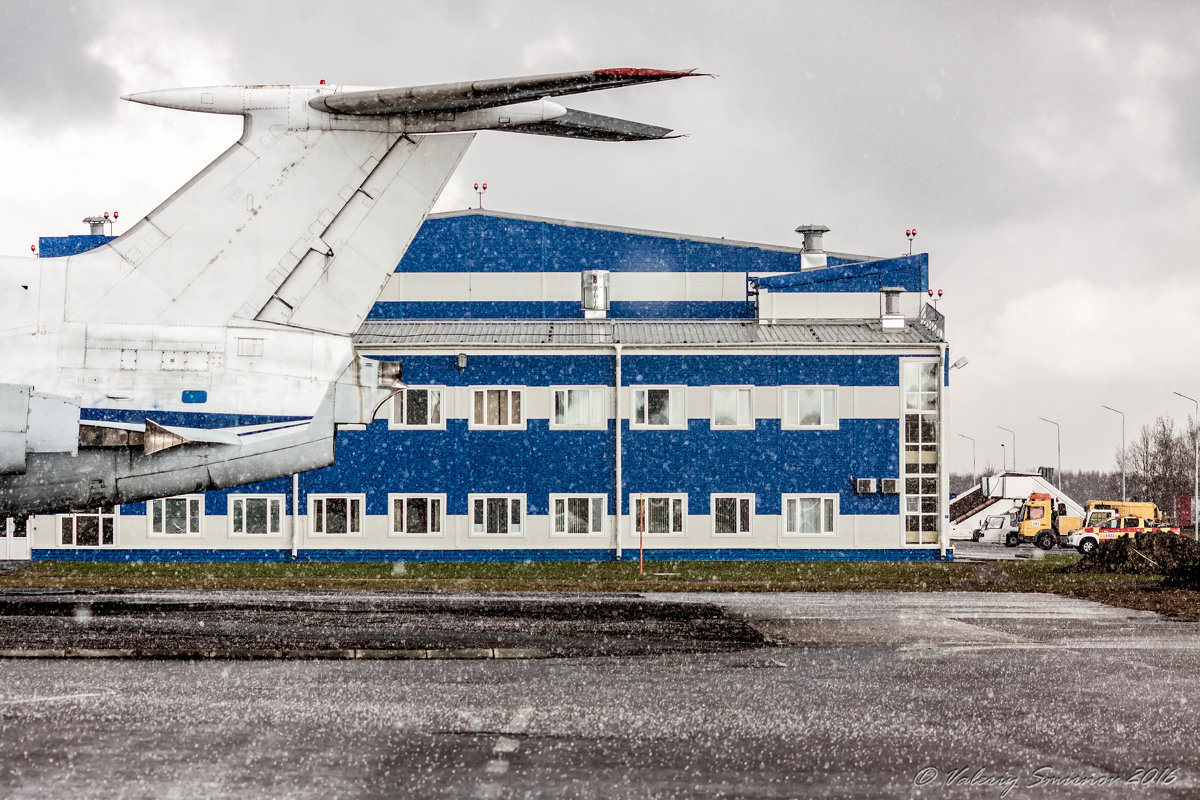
<box><xmin>1066</xmin><ymin>532</ymin><xmax>1200</xmax><ymax>576</ymax></box>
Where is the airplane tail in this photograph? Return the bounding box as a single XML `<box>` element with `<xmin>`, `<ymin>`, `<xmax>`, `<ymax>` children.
<box><xmin>75</xmin><ymin>118</ymin><xmax>471</xmax><ymax>335</ymax></box>
<box><xmin>80</xmin><ymin>71</ymin><xmax>701</xmax><ymax>335</ymax></box>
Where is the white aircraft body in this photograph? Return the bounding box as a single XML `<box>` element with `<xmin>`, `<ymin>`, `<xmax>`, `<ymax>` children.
<box><xmin>0</xmin><ymin>68</ymin><xmax>701</xmax><ymax>516</ymax></box>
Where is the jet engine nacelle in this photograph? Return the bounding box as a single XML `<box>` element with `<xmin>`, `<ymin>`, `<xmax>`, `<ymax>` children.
<box><xmin>0</xmin><ymin>384</ymin><xmax>80</xmax><ymax>475</ymax></box>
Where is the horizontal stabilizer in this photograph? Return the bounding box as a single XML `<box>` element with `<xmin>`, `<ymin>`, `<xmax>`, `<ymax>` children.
<box><xmin>309</xmin><ymin>68</ymin><xmax>705</xmax><ymax>116</ymax></box>
<box><xmin>504</xmin><ymin>108</ymin><xmax>677</xmax><ymax>141</ymax></box>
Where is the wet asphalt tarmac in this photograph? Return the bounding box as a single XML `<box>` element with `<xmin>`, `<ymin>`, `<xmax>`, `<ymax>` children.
<box><xmin>0</xmin><ymin>591</ymin><xmax>762</xmax><ymax>658</ymax></box>
<box><xmin>1</xmin><ymin>591</ymin><xmax>1199</xmax><ymax>799</ymax></box>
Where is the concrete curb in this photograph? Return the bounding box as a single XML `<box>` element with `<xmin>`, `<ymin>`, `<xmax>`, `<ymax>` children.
<box><xmin>0</xmin><ymin>647</ymin><xmax>551</xmax><ymax>661</ymax></box>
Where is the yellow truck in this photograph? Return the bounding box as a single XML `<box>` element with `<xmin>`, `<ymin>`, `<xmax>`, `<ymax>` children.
<box><xmin>1008</xmin><ymin>496</ymin><xmax>1162</xmax><ymax>550</ymax></box>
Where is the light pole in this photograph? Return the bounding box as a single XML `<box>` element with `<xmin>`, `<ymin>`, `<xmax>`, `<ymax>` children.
<box><xmin>1000</xmin><ymin>443</ymin><xmax>1006</xmax><ymax>472</ymax></box>
<box><xmin>957</xmin><ymin>433</ymin><xmax>976</xmax><ymax>482</ymax></box>
<box><xmin>1038</xmin><ymin>417</ymin><xmax>1061</xmax><ymax>488</ymax></box>
<box><xmin>1172</xmin><ymin>391</ymin><xmax>1199</xmax><ymax>543</ymax></box>
<box><xmin>997</xmin><ymin>426</ymin><xmax>1016</xmax><ymax>472</ymax></box>
<box><xmin>1101</xmin><ymin>405</ymin><xmax>1126</xmax><ymax>501</ymax></box>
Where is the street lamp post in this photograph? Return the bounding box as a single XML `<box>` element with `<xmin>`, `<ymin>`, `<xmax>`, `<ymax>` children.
<box><xmin>1172</xmin><ymin>391</ymin><xmax>1200</xmax><ymax>543</ymax></box>
<box><xmin>957</xmin><ymin>434</ymin><xmax>976</xmax><ymax>483</ymax></box>
<box><xmin>1101</xmin><ymin>405</ymin><xmax>1126</xmax><ymax>501</ymax></box>
<box><xmin>1000</xmin><ymin>443</ymin><xmax>1006</xmax><ymax>472</ymax></box>
<box><xmin>1038</xmin><ymin>417</ymin><xmax>1061</xmax><ymax>488</ymax></box>
<box><xmin>997</xmin><ymin>426</ymin><xmax>1016</xmax><ymax>472</ymax></box>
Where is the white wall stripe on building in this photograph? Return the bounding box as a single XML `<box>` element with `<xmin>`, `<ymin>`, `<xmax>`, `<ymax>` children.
<box><xmin>382</xmin><ymin>271</ymin><xmax>794</xmax><ymax>304</ymax></box>
<box><xmin>378</xmin><ymin>385</ymin><xmax>903</xmax><ymax>424</ymax></box>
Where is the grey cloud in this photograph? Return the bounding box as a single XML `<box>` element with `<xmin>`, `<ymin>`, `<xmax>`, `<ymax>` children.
<box><xmin>0</xmin><ymin>4</ymin><xmax>119</xmax><ymax>124</ymax></box>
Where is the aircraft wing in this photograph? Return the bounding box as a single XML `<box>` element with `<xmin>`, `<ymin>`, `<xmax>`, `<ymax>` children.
<box><xmin>309</xmin><ymin>68</ymin><xmax>705</xmax><ymax>116</ymax></box>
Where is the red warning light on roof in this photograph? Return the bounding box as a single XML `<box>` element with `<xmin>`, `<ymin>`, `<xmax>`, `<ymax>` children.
<box><xmin>482</xmin><ymin>183</ymin><xmax>487</xmax><ymax>190</ymax></box>
<box><xmin>320</xmin><ymin>79</ymin><xmax>326</xmax><ymax>85</ymax></box>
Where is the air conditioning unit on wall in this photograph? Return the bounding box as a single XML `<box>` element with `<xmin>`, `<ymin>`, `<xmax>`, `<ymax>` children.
<box><xmin>855</xmin><ymin>478</ymin><xmax>877</xmax><ymax>494</ymax></box>
<box><xmin>880</xmin><ymin>478</ymin><xmax>900</xmax><ymax>494</ymax></box>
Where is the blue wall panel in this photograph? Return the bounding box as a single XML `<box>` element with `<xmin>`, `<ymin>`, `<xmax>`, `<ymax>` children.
<box><xmin>755</xmin><ymin>254</ymin><xmax>928</xmax><ymax>293</ymax></box>
<box><xmin>396</xmin><ymin>214</ymin><xmax>803</xmax><ymax>275</ymax></box>
<box><xmin>34</xmin><ymin>547</ymin><xmax>951</xmax><ymax>563</ymax></box>
<box><xmin>116</xmin><ymin>352</ymin><xmax>905</xmax><ymax>520</ymax></box>
<box><xmin>38</xmin><ymin>234</ymin><xmax>115</xmax><ymax>258</ymax></box>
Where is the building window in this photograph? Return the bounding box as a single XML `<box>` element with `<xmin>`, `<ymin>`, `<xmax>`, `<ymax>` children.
<box><xmin>149</xmin><ymin>496</ymin><xmax>203</xmax><ymax>537</ymax></box>
<box><xmin>903</xmin><ymin>360</ymin><xmax>940</xmax><ymax>544</ymax></box>
<box><xmin>630</xmin><ymin>386</ymin><xmax>686</xmax><ymax>430</ymax></box>
<box><xmin>632</xmin><ymin>494</ymin><xmax>686</xmax><ymax>536</ymax></box>
<box><xmin>551</xmin><ymin>494</ymin><xmax>606</xmax><ymax>535</ymax></box>
<box><xmin>712</xmin><ymin>494</ymin><xmax>754</xmax><ymax>536</ymax></box>
<box><xmin>309</xmin><ymin>495</ymin><xmax>364</xmax><ymax>535</ymax></box>
<box><xmin>711</xmin><ymin>387</ymin><xmax>754</xmax><ymax>430</ymax></box>
<box><xmin>781</xmin><ymin>387</ymin><xmax>838</xmax><ymax>430</ymax></box>
<box><xmin>783</xmin><ymin>494</ymin><xmax>837</xmax><ymax>536</ymax></box>
<box><xmin>390</xmin><ymin>387</ymin><xmax>445</xmax><ymax>429</ymax></box>
<box><xmin>551</xmin><ymin>387</ymin><xmax>606</xmax><ymax>429</ymax></box>
<box><xmin>470</xmin><ymin>495</ymin><xmax>524</xmax><ymax>535</ymax></box>
<box><xmin>471</xmin><ymin>387</ymin><xmax>524</xmax><ymax>429</ymax></box>
<box><xmin>229</xmin><ymin>495</ymin><xmax>284</xmax><ymax>536</ymax></box>
<box><xmin>59</xmin><ymin>507</ymin><xmax>117</xmax><ymax>547</ymax></box>
<box><xmin>390</xmin><ymin>494</ymin><xmax>445</xmax><ymax>536</ymax></box>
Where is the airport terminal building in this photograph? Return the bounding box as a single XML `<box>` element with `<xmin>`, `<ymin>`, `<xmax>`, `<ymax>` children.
<box><xmin>18</xmin><ymin>210</ymin><xmax>951</xmax><ymax>562</ymax></box>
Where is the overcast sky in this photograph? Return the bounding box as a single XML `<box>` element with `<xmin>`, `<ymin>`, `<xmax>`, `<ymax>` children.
<box><xmin>2</xmin><ymin>1</ymin><xmax>1198</xmax><ymax>476</ymax></box>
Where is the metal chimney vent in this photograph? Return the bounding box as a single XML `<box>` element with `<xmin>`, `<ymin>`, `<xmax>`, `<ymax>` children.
<box><xmin>795</xmin><ymin>224</ymin><xmax>830</xmax><ymax>253</ymax></box>
<box><xmin>581</xmin><ymin>270</ymin><xmax>610</xmax><ymax>318</ymax></box>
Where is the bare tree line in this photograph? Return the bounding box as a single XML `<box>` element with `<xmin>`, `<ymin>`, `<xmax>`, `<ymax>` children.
<box><xmin>950</xmin><ymin>413</ymin><xmax>1199</xmax><ymax>517</ymax></box>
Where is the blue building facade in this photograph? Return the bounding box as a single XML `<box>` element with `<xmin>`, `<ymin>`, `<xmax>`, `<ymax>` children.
<box><xmin>30</xmin><ymin>211</ymin><xmax>950</xmax><ymax>562</ymax></box>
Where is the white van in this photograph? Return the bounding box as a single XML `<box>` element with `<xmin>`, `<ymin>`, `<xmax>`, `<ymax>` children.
<box><xmin>973</xmin><ymin>512</ymin><xmax>1019</xmax><ymax>544</ymax></box>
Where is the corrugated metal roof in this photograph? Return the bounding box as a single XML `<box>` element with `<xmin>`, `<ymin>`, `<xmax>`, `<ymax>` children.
<box><xmin>354</xmin><ymin>319</ymin><xmax>939</xmax><ymax>346</ymax></box>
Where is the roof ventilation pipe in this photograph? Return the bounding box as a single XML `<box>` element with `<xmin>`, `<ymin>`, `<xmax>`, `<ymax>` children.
<box><xmin>581</xmin><ymin>269</ymin><xmax>610</xmax><ymax>319</ymax></box>
<box><xmin>795</xmin><ymin>224</ymin><xmax>829</xmax><ymax>271</ymax></box>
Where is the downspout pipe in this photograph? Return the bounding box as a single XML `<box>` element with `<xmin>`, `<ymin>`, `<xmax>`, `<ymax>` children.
<box><xmin>939</xmin><ymin>344</ymin><xmax>948</xmax><ymax>561</ymax></box>
<box><xmin>614</xmin><ymin>343</ymin><xmax>623</xmax><ymax>561</ymax></box>
<box><xmin>291</xmin><ymin>472</ymin><xmax>301</xmax><ymax>559</ymax></box>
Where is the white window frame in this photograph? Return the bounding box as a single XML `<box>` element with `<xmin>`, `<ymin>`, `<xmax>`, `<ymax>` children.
<box><xmin>711</xmin><ymin>493</ymin><xmax>755</xmax><ymax>537</ymax></box>
<box><xmin>469</xmin><ymin>386</ymin><xmax>526</xmax><ymax>430</ymax></box>
<box><xmin>148</xmin><ymin>495</ymin><xmax>204</xmax><ymax>538</ymax></box>
<box><xmin>631</xmin><ymin>493</ymin><xmax>687</xmax><ymax>537</ymax></box>
<box><xmin>389</xmin><ymin>386</ymin><xmax>446</xmax><ymax>430</ymax></box>
<box><xmin>549</xmin><ymin>493</ymin><xmax>607</xmax><ymax>537</ymax></box>
<box><xmin>710</xmin><ymin>386</ymin><xmax>755</xmax><ymax>430</ymax></box>
<box><xmin>57</xmin><ymin>507</ymin><xmax>119</xmax><ymax>548</ymax></box>
<box><xmin>228</xmin><ymin>494</ymin><xmax>286</xmax><ymax>537</ymax></box>
<box><xmin>468</xmin><ymin>494</ymin><xmax>526</xmax><ymax>537</ymax></box>
<box><xmin>549</xmin><ymin>386</ymin><xmax>607</xmax><ymax>430</ymax></box>
<box><xmin>629</xmin><ymin>386</ymin><xmax>687</xmax><ymax>430</ymax></box>
<box><xmin>308</xmin><ymin>494</ymin><xmax>366</xmax><ymax>537</ymax></box>
<box><xmin>388</xmin><ymin>493</ymin><xmax>447</xmax><ymax>537</ymax></box>
<box><xmin>780</xmin><ymin>386</ymin><xmax>839</xmax><ymax>430</ymax></box>
<box><xmin>782</xmin><ymin>493</ymin><xmax>839</xmax><ymax>537</ymax></box>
